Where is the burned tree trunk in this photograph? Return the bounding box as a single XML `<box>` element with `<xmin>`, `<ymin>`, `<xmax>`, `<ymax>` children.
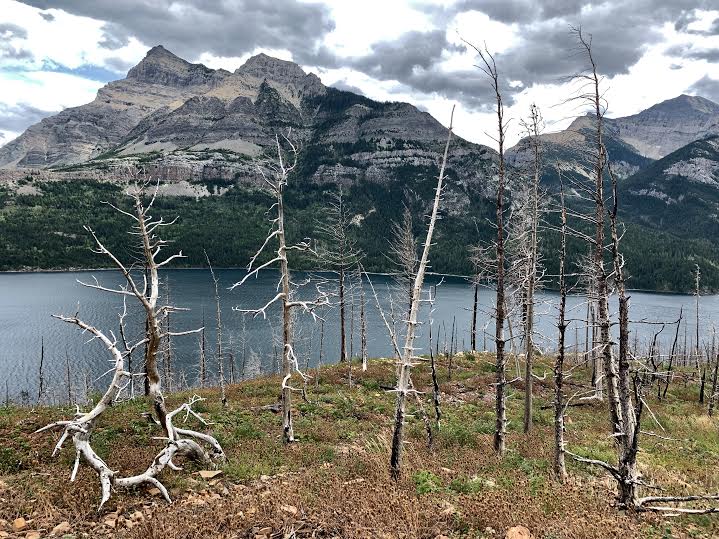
<box><xmin>522</xmin><ymin>103</ymin><xmax>543</xmax><ymax>434</ymax></box>
<box><xmin>232</xmin><ymin>134</ymin><xmax>329</xmax><ymax>444</ymax></box>
<box><xmin>466</xmin><ymin>42</ymin><xmax>509</xmax><ymax>457</ymax></box>
<box><xmin>554</xmin><ymin>183</ymin><xmax>569</xmax><ymax>482</ymax></box>
<box><xmin>389</xmin><ymin>107</ymin><xmax>454</xmax><ymax>479</ymax></box>
<box><xmin>206</xmin><ymin>252</ymin><xmax>227</xmax><ymax>408</ymax></box>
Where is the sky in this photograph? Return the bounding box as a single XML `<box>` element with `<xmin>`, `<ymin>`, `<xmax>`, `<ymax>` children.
<box><xmin>1</xmin><ymin>0</ymin><xmax>719</xmax><ymax>150</ymax></box>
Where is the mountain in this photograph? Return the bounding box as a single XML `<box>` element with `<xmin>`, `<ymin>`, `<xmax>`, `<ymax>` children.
<box><xmin>507</xmin><ymin>94</ymin><xmax>719</xmax><ymax>187</ymax></box>
<box><xmin>621</xmin><ymin>135</ymin><xmax>719</xmax><ymax>241</ymax></box>
<box><xmin>0</xmin><ymin>46</ymin><xmax>500</xmax><ymax>278</ymax></box>
<box><xmin>3</xmin><ymin>48</ymin><xmax>719</xmax><ymax>291</ymax></box>
<box><xmin>612</xmin><ymin>95</ymin><xmax>719</xmax><ymax>160</ymax></box>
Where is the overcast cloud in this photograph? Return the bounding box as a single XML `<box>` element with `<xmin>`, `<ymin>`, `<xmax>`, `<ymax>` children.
<box><xmin>1</xmin><ymin>0</ymin><xmax>718</xmax><ymax>148</ymax></box>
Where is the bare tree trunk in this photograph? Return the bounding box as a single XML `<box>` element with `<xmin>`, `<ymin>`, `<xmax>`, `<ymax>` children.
<box><xmin>360</xmin><ymin>280</ymin><xmax>368</xmax><ymax>371</ymax></box>
<box><xmin>390</xmin><ymin>107</ymin><xmax>454</xmax><ymax>479</ymax></box>
<box><xmin>471</xmin><ymin>281</ymin><xmax>478</xmax><ymax>351</ymax></box>
<box><xmin>37</xmin><ymin>337</ymin><xmax>45</xmax><ymax>404</ymax></box>
<box><xmin>663</xmin><ymin>308</ymin><xmax>682</xmax><ymax>399</ymax></box>
<box><xmin>708</xmin><ymin>348</ymin><xmax>719</xmax><ymax>416</ymax></box>
<box><xmin>317</xmin><ymin>318</ymin><xmax>325</xmax><ymax>388</ymax></box>
<box><xmin>469</xmin><ymin>45</ymin><xmax>509</xmax><ymax>457</ymax></box>
<box><xmin>430</xmin><ymin>325</ymin><xmax>442</xmax><ymax>431</ymax></box>
<box><xmin>206</xmin><ymin>253</ymin><xmax>227</xmax><ymax>408</ymax></box>
<box><xmin>339</xmin><ymin>266</ymin><xmax>347</xmax><ymax>363</ymax></box>
<box><xmin>554</xmin><ymin>184</ymin><xmax>568</xmax><ymax>482</ymax></box>
<box><xmin>608</xmin><ymin>157</ymin><xmax>638</xmax><ymax>507</ymax></box>
<box><xmin>199</xmin><ymin>319</ymin><xmax>207</xmax><ymax>389</ymax></box>
<box><xmin>523</xmin><ymin>103</ymin><xmax>542</xmax><ymax>434</ymax></box>
<box><xmin>65</xmin><ymin>350</ymin><xmax>73</xmax><ymax>405</ymax></box>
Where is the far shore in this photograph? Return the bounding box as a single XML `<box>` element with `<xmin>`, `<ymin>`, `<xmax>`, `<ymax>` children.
<box><xmin>0</xmin><ymin>265</ymin><xmax>710</xmax><ymax>296</ymax></box>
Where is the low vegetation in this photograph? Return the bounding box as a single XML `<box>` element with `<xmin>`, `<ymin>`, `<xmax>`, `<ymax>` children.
<box><xmin>1</xmin><ymin>354</ymin><xmax>718</xmax><ymax>538</ymax></box>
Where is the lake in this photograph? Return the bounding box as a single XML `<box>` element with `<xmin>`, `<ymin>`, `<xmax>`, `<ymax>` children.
<box><xmin>1</xmin><ymin>269</ymin><xmax>718</xmax><ymax>404</ymax></box>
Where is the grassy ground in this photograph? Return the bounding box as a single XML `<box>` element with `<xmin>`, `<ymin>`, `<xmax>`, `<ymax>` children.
<box><xmin>0</xmin><ymin>353</ymin><xmax>718</xmax><ymax>538</ymax></box>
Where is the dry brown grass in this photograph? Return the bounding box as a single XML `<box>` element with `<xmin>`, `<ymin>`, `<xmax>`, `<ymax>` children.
<box><xmin>1</xmin><ymin>354</ymin><xmax>718</xmax><ymax>538</ymax></box>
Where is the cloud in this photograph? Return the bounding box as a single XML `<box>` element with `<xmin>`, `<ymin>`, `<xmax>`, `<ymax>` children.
<box><xmin>0</xmin><ymin>102</ymin><xmax>58</xmax><ymax>132</ymax></box>
<box><xmin>687</xmin><ymin>75</ymin><xmax>719</xmax><ymax>102</ymax></box>
<box><xmin>667</xmin><ymin>44</ymin><xmax>719</xmax><ymax>63</ymax></box>
<box><xmin>19</xmin><ymin>0</ymin><xmax>335</xmax><ymax>63</ymax></box>
<box><xmin>0</xmin><ymin>23</ymin><xmax>28</xmax><ymax>39</ymax></box>
<box><xmin>330</xmin><ymin>80</ymin><xmax>365</xmax><ymax>96</ymax></box>
<box><xmin>0</xmin><ymin>22</ymin><xmax>34</xmax><ymax>62</ymax></box>
<box><xmin>405</xmin><ymin>1</ymin><xmax>719</xmax><ymax>105</ymax></box>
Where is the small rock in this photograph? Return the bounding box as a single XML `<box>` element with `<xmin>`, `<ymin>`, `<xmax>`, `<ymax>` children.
<box><xmin>280</xmin><ymin>505</ymin><xmax>298</xmax><ymax>516</ymax></box>
<box><xmin>440</xmin><ymin>502</ymin><xmax>456</xmax><ymax>516</ymax></box>
<box><xmin>0</xmin><ymin>532</ymin><xmax>9</xmax><ymax>538</ymax></box>
<box><xmin>12</xmin><ymin>518</ymin><xmax>27</xmax><ymax>532</ymax></box>
<box><xmin>26</xmin><ymin>532</ymin><xmax>41</xmax><ymax>539</ymax></box>
<box><xmin>148</xmin><ymin>487</ymin><xmax>162</xmax><ymax>496</ymax></box>
<box><xmin>259</xmin><ymin>474</ymin><xmax>270</xmax><ymax>482</ymax></box>
<box><xmin>505</xmin><ymin>526</ymin><xmax>534</xmax><ymax>539</ymax></box>
<box><xmin>51</xmin><ymin>521</ymin><xmax>71</xmax><ymax>535</ymax></box>
<box><xmin>104</xmin><ymin>519</ymin><xmax>116</xmax><ymax>529</ymax></box>
<box><xmin>258</xmin><ymin>526</ymin><xmax>272</xmax><ymax>535</ymax></box>
<box><xmin>131</xmin><ymin>511</ymin><xmax>145</xmax><ymax>522</ymax></box>
<box><xmin>198</xmin><ymin>470</ymin><xmax>223</xmax><ymax>480</ymax></box>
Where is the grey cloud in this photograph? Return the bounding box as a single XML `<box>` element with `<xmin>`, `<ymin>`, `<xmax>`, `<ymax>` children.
<box><xmin>667</xmin><ymin>44</ymin><xmax>719</xmax><ymax>63</ymax></box>
<box><xmin>0</xmin><ymin>103</ymin><xmax>58</xmax><ymax>133</ymax></box>
<box><xmin>98</xmin><ymin>24</ymin><xmax>130</xmax><ymax>50</ymax></box>
<box><xmin>18</xmin><ymin>0</ymin><xmax>719</xmax><ymax>114</ymax></box>
<box><xmin>406</xmin><ymin>0</ymin><xmax>718</xmax><ymax>107</ymax></box>
<box><xmin>0</xmin><ymin>23</ymin><xmax>28</xmax><ymax>39</ymax></box>
<box><xmin>38</xmin><ymin>11</ymin><xmax>54</xmax><ymax>21</ymax></box>
<box><xmin>687</xmin><ymin>76</ymin><xmax>719</xmax><ymax>103</ymax></box>
<box><xmin>330</xmin><ymin>80</ymin><xmax>366</xmax><ymax>96</ymax></box>
<box><xmin>20</xmin><ymin>0</ymin><xmax>335</xmax><ymax>63</ymax></box>
<box><xmin>103</xmin><ymin>56</ymin><xmax>136</xmax><ymax>73</ymax></box>
<box><xmin>0</xmin><ymin>47</ymin><xmax>34</xmax><ymax>61</ymax></box>
<box><xmin>307</xmin><ymin>30</ymin><xmax>498</xmax><ymax>109</ymax></box>
<box><xmin>319</xmin><ymin>1</ymin><xmax>718</xmax><ymax>110</ymax></box>
<box><xmin>0</xmin><ymin>24</ymin><xmax>33</xmax><ymax>62</ymax></box>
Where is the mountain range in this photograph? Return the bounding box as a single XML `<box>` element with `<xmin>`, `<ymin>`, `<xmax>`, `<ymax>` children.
<box><xmin>1</xmin><ymin>46</ymin><xmax>719</xmax><ymax>292</ymax></box>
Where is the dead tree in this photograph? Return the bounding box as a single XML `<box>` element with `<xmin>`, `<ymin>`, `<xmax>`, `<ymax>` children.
<box><xmin>566</xmin><ymin>27</ymin><xmax>719</xmax><ymax>515</ymax></box>
<box><xmin>37</xmin><ymin>337</ymin><xmax>45</xmax><ymax>404</ymax></box>
<box><xmin>359</xmin><ymin>273</ymin><xmax>368</xmax><ymax>371</ymax></box>
<box><xmin>389</xmin><ymin>203</ymin><xmax>419</xmax><ymax>317</ymax></box>
<box><xmin>518</xmin><ymin>103</ymin><xmax>545</xmax><ymax>434</ymax></box>
<box><xmin>232</xmin><ymin>133</ymin><xmax>329</xmax><ymax>443</ymax></box>
<box><xmin>37</xmin><ymin>184</ymin><xmax>224</xmax><ymax>508</ymax></box>
<box><xmin>386</xmin><ymin>107</ymin><xmax>454</xmax><ymax>479</ymax></box>
<box><xmin>554</xmin><ymin>182</ymin><xmax>568</xmax><ymax>482</ymax></box>
<box><xmin>466</xmin><ymin>40</ymin><xmax>509</xmax><ymax>456</ymax></box>
<box><xmin>199</xmin><ymin>313</ymin><xmax>207</xmax><ymax>388</ymax></box>
<box><xmin>708</xmin><ymin>342</ymin><xmax>719</xmax><ymax>416</ymax></box>
<box><xmin>205</xmin><ymin>251</ymin><xmax>227</xmax><ymax>408</ymax></box>
<box><xmin>316</xmin><ymin>186</ymin><xmax>363</xmax><ymax>364</ymax></box>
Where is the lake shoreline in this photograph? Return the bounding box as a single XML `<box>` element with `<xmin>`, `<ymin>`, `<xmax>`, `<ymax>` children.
<box><xmin>0</xmin><ymin>265</ymin><xmax>706</xmax><ymax>296</ymax></box>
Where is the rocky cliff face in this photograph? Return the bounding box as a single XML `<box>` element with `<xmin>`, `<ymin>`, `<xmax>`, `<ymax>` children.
<box><xmin>613</xmin><ymin>95</ymin><xmax>719</xmax><ymax>160</ymax></box>
<box><xmin>619</xmin><ymin>135</ymin><xmax>719</xmax><ymax>246</ymax></box>
<box><xmin>0</xmin><ymin>46</ymin><xmax>230</xmax><ymax>168</ymax></box>
<box><xmin>0</xmin><ymin>46</ymin><xmax>498</xmax><ymax>213</ymax></box>
<box><xmin>506</xmin><ymin>94</ymin><xmax>719</xmax><ymax>189</ymax></box>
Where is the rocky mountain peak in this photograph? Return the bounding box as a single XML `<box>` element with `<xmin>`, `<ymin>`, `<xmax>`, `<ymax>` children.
<box><xmin>236</xmin><ymin>53</ymin><xmax>308</xmax><ymax>85</ymax></box>
<box><xmin>127</xmin><ymin>45</ymin><xmax>219</xmax><ymax>88</ymax></box>
<box><xmin>646</xmin><ymin>94</ymin><xmax>719</xmax><ymax>116</ymax></box>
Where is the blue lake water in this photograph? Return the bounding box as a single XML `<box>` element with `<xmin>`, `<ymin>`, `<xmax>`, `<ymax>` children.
<box><xmin>1</xmin><ymin>269</ymin><xmax>717</xmax><ymax>404</ymax></box>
